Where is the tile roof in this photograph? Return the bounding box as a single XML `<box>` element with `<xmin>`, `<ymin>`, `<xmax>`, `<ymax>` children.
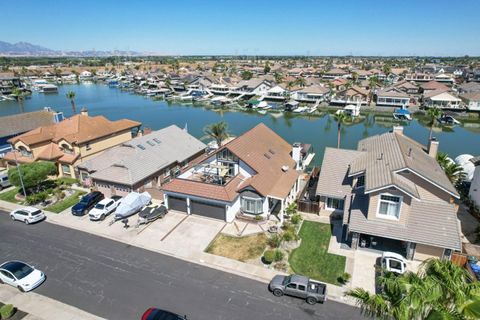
<box><xmin>0</xmin><ymin>109</ymin><xmax>56</xmax><ymax>138</ymax></box>
<box><xmin>348</xmin><ymin>193</ymin><xmax>461</xmax><ymax>250</ymax></box>
<box><xmin>9</xmin><ymin>114</ymin><xmax>141</xmax><ymax>146</ymax></box>
<box><xmin>421</xmin><ymin>81</ymin><xmax>450</xmax><ymax>91</ymax></box>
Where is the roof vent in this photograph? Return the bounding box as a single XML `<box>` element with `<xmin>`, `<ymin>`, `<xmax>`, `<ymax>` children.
<box><xmin>378</xmin><ymin>153</ymin><xmax>383</xmax><ymax>160</ymax></box>
<box><xmin>407</xmin><ymin>147</ymin><xmax>412</xmax><ymax>157</ymax></box>
<box><xmin>264</xmin><ymin>153</ymin><xmax>271</xmax><ymax>159</ymax></box>
<box><xmin>281</xmin><ymin>165</ymin><xmax>289</xmax><ymax>172</ymax></box>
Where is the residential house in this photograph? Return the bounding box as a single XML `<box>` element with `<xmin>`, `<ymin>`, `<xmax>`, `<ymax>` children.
<box><xmin>322</xmin><ymin>68</ymin><xmax>349</xmax><ymax>79</ymax></box>
<box><xmin>393</xmin><ymin>80</ymin><xmax>419</xmax><ymax>95</ymax></box>
<box><xmin>376</xmin><ymin>87</ymin><xmax>411</xmax><ymax>108</ymax></box>
<box><xmin>460</xmin><ymin>92</ymin><xmax>480</xmax><ymax>111</ymax></box>
<box><xmin>230</xmin><ymin>79</ymin><xmax>272</xmax><ymax>97</ymax></box>
<box><xmin>405</xmin><ymin>73</ymin><xmax>434</xmax><ymax>83</ymax></box>
<box><xmin>420</xmin><ymin>81</ymin><xmax>450</xmax><ymax>94</ymax></box>
<box><xmin>76</xmin><ymin>125</ymin><xmax>206</xmax><ymax>197</ymax></box>
<box><xmin>423</xmin><ymin>90</ymin><xmax>463</xmax><ymax>109</ymax></box>
<box><xmin>3</xmin><ymin>108</ymin><xmax>141</xmax><ymax>178</ymax></box>
<box><xmin>316</xmin><ymin>127</ymin><xmax>461</xmax><ymax>261</ymax></box>
<box><xmin>162</xmin><ymin>123</ymin><xmax>311</xmax><ymax>222</ymax></box>
<box><xmin>458</xmin><ymin>82</ymin><xmax>480</xmax><ymax>94</ymax></box>
<box><xmin>291</xmin><ymin>85</ymin><xmax>330</xmax><ymax>103</ymax></box>
<box><xmin>330</xmin><ymin>86</ymin><xmax>369</xmax><ymax>106</ymax></box>
<box><xmin>264</xmin><ymin>85</ymin><xmax>288</xmax><ymax>101</ymax></box>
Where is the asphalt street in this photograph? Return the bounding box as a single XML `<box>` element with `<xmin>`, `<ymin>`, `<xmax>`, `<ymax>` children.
<box><xmin>0</xmin><ymin>211</ymin><xmax>364</xmax><ymax>320</ymax></box>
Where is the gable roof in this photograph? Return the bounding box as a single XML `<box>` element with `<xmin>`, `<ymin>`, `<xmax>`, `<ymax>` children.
<box><xmin>421</xmin><ymin>81</ymin><xmax>450</xmax><ymax>91</ymax></box>
<box><xmin>9</xmin><ymin>114</ymin><xmax>141</xmax><ymax>146</ymax></box>
<box><xmin>376</xmin><ymin>87</ymin><xmax>410</xmax><ymax>98</ymax></box>
<box><xmin>0</xmin><ymin>109</ymin><xmax>57</xmax><ymax>138</ymax></box>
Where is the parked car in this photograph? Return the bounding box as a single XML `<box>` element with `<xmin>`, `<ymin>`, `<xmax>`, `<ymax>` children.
<box><xmin>381</xmin><ymin>252</ymin><xmax>407</xmax><ymax>275</ymax></box>
<box><xmin>269</xmin><ymin>274</ymin><xmax>327</xmax><ymax>305</ymax></box>
<box><xmin>89</xmin><ymin>198</ymin><xmax>120</xmax><ymax>221</ymax></box>
<box><xmin>141</xmin><ymin>308</ymin><xmax>187</xmax><ymax>320</ymax></box>
<box><xmin>0</xmin><ymin>261</ymin><xmax>45</xmax><ymax>292</ymax></box>
<box><xmin>71</xmin><ymin>191</ymin><xmax>104</xmax><ymax>216</ymax></box>
<box><xmin>0</xmin><ymin>173</ymin><xmax>11</xmax><ymax>190</ymax></box>
<box><xmin>10</xmin><ymin>207</ymin><xmax>45</xmax><ymax>224</ymax></box>
<box><xmin>111</xmin><ymin>195</ymin><xmax>123</xmax><ymax>204</ymax></box>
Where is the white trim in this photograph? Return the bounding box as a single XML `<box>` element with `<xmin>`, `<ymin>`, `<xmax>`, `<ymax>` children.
<box><xmin>364</xmin><ymin>184</ymin><xmax>420</xmax><ymax>201</ymax></box>
<box><xmin>393</xmin><ymin>168</ymin><xmax>459</xmax><ymax>199</ymax></box>
<box><xmin>376</xmin><ymin>193</ymin><xmax>402</xmax><ymax>221</ymax></box>
<box><xmin>325</xmin><ymin>197</ymin><xmax>345</xmax><ymax>211</ymax></box>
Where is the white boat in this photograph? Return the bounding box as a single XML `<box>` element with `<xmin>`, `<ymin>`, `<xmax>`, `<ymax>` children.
<box><xmin>293</xmin><ymin>106</ymin><xmax>309</xmax><ymax>113</ymax></box>
<box><xmin>343</xmin><ymin>104</ymin><xmax>360</xmax><ymax>117</ymax></box>
<box><xmin>307</xmin><ymin>106</ymin><xmax>318</xmax><ymax>114</ymax></box>
<box><xmin>39</xmin><ymin>84</ymin><xmax>58</xmax><ymax>93</ymax></box>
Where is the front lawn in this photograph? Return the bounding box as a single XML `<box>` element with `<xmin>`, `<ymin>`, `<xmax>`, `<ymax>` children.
<box><xmin>206</xmin><ymin>233</ymin><xmax>268</xmax><ymax>262</ymax></box>
<box><xmin>289</xmin><ymin>221</ymin><xmax>346</xmax><ymax>285</ymax></box>
<box><xmin>45</xmin><ymin>191</ymin><xmax>85</xmax><ymax>213</ymax></box>
<box><xmin>0</xmin><ymin>187</ymin><xmax>22</xmax><ymax>204</ymax></box>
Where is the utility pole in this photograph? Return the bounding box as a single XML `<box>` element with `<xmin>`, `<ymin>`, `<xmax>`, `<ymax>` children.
<box><xmin>12</xmin><ymin>146</ymin><xmax>27</xmax><ymax>197</ymax></box>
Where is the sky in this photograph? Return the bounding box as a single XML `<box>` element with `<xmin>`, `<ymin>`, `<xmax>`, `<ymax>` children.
<box><xmin>1</xmin><ymin>0</ymin><xmax>479</xmax><ymax>56</ymax></box>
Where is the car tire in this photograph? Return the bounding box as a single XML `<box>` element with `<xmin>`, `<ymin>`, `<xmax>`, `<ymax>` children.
<box><xmin>17</xmin><ymin>286</ymin><xmax>25</xmax><ymax>292</ymax></box>
<box><xmin>10</xmin><ymin>215</ymin><xmax>15</xmax><ymax>221</ymax></box>
<box><xmin>306</xmin><ymin>297</ymin><xmax>317</xmax><ymax>305</ymax></box>
<box><xmin>24</xmin><ymin>219</ymin><xmax>30</xmax><ymax>225</ymax></box>
<box><xmin>0</xmin><ymin>278</ymin><xmax>3</xmax><ymax>284</ymax></box>
<box><xmin>100</xmin><ymin>214</ymin><xmax>105</xmax><ymax>221</ymax></box>
<box><xmin>273</xmin><ymin>289</ymin><xmax>283</xmax><ymax>297</ymax></box>
<box><xmin>83</xmin><ymin>209</ymin><xmax>88</xmax><ymax>216</ymax></box>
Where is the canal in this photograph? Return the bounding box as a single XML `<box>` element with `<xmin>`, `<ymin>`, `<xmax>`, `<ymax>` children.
<box><xmin>1</xmin><ymin>84</ymin><xmax>479</xmax><ymax>164</ymax></box>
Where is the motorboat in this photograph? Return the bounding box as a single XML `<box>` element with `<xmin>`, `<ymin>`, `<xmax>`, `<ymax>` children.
<box><xmin>113</xmin><ymin>191</ymin><xmax>152</xmax><ymax>221</ymax></box>
<box><xmin>393</xmin><ymin>108</ymin><xmax>412</xmax><ymax>121</ymax></box>
<box><xmin>438</xmin><ymin>112</ymin><xmax>461</xmax><ymax>125</ymax></box>
<box><xmin>136</xmin><ymin>204</ymin><xmax>168</xmax><ymax>227</ymax></box>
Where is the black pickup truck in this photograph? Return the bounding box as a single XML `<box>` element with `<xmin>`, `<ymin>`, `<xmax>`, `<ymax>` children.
<box><xmin>269</xmin><ymin>274</ymin><xmax>327</xmax><ymax>305</ymax></box>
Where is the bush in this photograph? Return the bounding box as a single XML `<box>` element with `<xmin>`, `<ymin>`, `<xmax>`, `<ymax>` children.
<box><xmin>263</xmin><ymin>250</ymin><xmax>275</xmax><ymax>264</ymax></box>
<box><xmin>254</xmin><ymin>215</ymin><xmax>264</xmax><ymax>221</ymax></box>
<box><xmin>267</xmin><ymin>234</ymin><xmax>281</xmax><ymax>248</ymax></box>
<box><xmin>291</xmin><ymin>214</ymin><xmax>303</xmax><ymax>225</ymax></box>
<box><xmin>282</xmin><ymin>230</ymin><xmax>298</xmax><ymax>242</ymax></box>
<box><xmin>338</xmin><ymin>272</ymin><xmax>351</xmax><ymax>285</ymax></box>
<box><xmin>55</xmin><ymin>177</ymin><xmax>79</xmax><ymax>186</ymax></box>
<box><xmin>0</xmin><ymin>304</ymin><xmax>15</xmax><ymax>320</ymax></box>
<box><xmin>26</xmin><ymin>191</ymin><xmax>48</xmax><ymax>205</ymax></box>
<box><xmin>273</xmin><ymin>249</ymin><xmax>284</xmax><ymax>262</ymax></box>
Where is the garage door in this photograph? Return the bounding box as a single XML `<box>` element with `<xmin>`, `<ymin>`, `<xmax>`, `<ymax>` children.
<box><xmin>190</xmin><ymin>200</ymin><xmax>226</xmax><ymax>220</ymax></box>
<box><xmin>168</xmin><ymin>196</ymin><xmax>188</xmax><ymax>212</ymax></box>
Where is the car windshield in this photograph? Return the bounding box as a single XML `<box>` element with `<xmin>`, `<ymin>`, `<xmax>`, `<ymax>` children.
<box><xmin>95</xmin><ymin>203</ymin><xmax>105</xmax><ymax>209</ymax></box>
<box><xmin>31</xmin><ymin>209</ymin><xmax>42</xmax><ymax>216</ymax></box>
<box><xmin>4</xmin><ymin>262</ymin><xmax>34</xmax><ymax>280</ymax></box>
<box><xmin>79</xmin><ymin>197</ymin><xmax>90</xmax><ymax>204</ymax></box>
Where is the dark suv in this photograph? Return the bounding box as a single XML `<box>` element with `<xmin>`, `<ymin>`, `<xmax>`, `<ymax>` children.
<box><xmin>71</xmin><ymin>191</ymin><xmax>104</xmax><ymax>216</ymax></box>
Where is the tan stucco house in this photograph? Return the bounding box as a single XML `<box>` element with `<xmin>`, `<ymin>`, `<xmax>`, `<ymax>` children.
<box><xmin>3</xmin><ymin>108</ymin><xmax>141</xmax><ymax>178</ymax></box>
<box><xmin>316</xmin><ymin>126</ymin><xmax>461</xmax><ymax>261</ymax></box>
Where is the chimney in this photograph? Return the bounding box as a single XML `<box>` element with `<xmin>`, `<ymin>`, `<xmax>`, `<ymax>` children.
<box><xmin>428</xmin><ymin>138</ymin><xmax>439</xmax><ymax>158</ymax></box>
<box><xmin>292</xmin><ymin>143</ymin><xmax>302</xmax><ymax>170</ymax></box>
<box><xmin>393</xmin><ymin>126</ymin><xmax>404</xmax><ymax>135</ymax></box>
<box><xmin>80</xmin><ymin>107</ymin><xmax>88</xmax><ymax>116</ymax></box>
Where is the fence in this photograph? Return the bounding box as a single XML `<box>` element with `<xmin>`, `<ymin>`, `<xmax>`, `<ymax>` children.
<box><xmin>296</xmin><ymin>167</ymin><xmax>320</xmax><ymax>214</ymax></box>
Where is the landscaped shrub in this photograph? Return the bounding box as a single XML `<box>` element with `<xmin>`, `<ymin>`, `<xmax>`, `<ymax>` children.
<box><xmin>267</xmin><ymin>234</ymin><xmax>281</xmax><ymax>248</ymax></box>
<box><xmin>26</xmin><ymin>191</ymin><xmax>48</xmax><ymax>205</ymax></box>
<box><xmin>282</xmin><ymin>230</ymin><xmax>299</xmax><ymax>242</ymax></box>
<box><xmin>285</xmin><ymin>202</ymin><xmax>297</xmax><ymax>216</ymax></box>
<box><xmin>291</xmin><ymin>213</ymin><xmax>303</xmax><ymax>225</ymax></box>
<box><xmin>273</xmin><ymin>249</ymin><xmax>284</xmax><ymax>262</ymax></box>
<box><xmin>0</xmin><ymin>304</ymin><xmax>15</xmax><ymax>320</ymax></box>
<box><xmin>337</xmin><ymin>272</ymin><xmax>351</xmax><ymax>285</ymax></box>
<box><xmin>55</xmin><ymin>177</ymin><xmax>79</xmax><ymax>186</ymax></box>
<box><xmin>263</xmin><ymin>250</ymin><xmax>275</xmax><ymax>264</ymax></box>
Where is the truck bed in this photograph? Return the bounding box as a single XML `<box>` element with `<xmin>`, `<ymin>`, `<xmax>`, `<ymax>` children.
<box><xmin>307</xmin><ymin>281</ymin><xmax>327</xmax><ymax>295</ymax></box>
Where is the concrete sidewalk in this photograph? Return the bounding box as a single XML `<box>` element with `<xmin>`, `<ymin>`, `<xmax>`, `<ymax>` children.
<box><xmin>0</xmin><ymin>200</ymin><xmax>355</xmax><ymax>307</ymax></box>
<box><xmin>0</xmin><ymin>286</ymin><xmax>103</xmax><ymax>320</ymax></box>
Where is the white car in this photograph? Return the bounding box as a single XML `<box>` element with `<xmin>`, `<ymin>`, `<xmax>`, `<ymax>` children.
<box><xmin>10</xmin><ymin>207</ymin><xmax>45</xmax><ymax>224</ymax></box>
<box><xmin>0</xmin><ymin>261</ymin><xmax>46</xmax><ymax>292</ymax></box>
<box><xmin>381</xmin><ymin>252</ymin><xmax>407</xmax><ymax>275</ymax></box>
<box><xmin>89</xmin><ymin>198</ymin><xmax>119</xmax><ymax>221</ymax></box>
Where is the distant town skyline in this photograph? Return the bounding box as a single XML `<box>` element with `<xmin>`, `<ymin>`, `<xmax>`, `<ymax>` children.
<box><xmin>1</xmin><ymin>0</ymin><xmax>480</xmax><ymax>56</ymax></box>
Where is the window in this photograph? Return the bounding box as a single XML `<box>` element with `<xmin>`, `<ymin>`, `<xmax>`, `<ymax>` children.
<box><xmin>286</xmin><ymin>283</ymin><xmax>297</xmax><ymax>289</ymax></box>
<box><xmin>377</xmin><ymin>194</ymin><xmax>401</xmax><ymax>219</ymax></box>
<box><xmin>18</xmin><ymin>146</ymin><xmax>32</xmax><ymax>158</ymax></box>
<box><xmin>298</xmin><ymin>285</ymin><xmax>306</xmax><ymax>291</ymax></box>
<box><xmin>164</xmin><ymin>170</ymin><xmax>171</xmax><ymax>178</ymax></box>
<box><xmin>241</xmin><ymin>196</ymin><xmax>263</xmax><ymax>214</ymax></box>
<box><xmin>356</xmin><ymin>175</ymin><xmax>365</xmax><ymax>189</ymax></box>
<box><xmin>326</xmin><ymin>198</ymin><xmax>344</xmax><ymax>210</ymax></box>
<box><xmin>62</xmin><ymin>164</ymin><xmax>71</xmax><ymax>175</ymax></box>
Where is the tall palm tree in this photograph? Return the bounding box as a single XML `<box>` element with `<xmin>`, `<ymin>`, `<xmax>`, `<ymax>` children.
<box><xmin>332</xmin><ymin>112</ymin><xmax>349</xmax><ymax>148</ymax></box>
<box><xmin>203</xmin><ymin>121</ymin><xmax>229</xmax><ymax>147</ymax></box>
<box><xmin>426</xmin><ymin>107</ymin><xmax>441</xmax><ymax>141</ymax></box>
<box><xmin>444</xmin><ymin>162</ymin><xmax>466</xmax><ymax>184</ymax></box>
<box><xmin>66</xmin><ymin>91</ymin><xmax>76</xmax><ymax>114</ymax></box>
<box><xmin>273</xmin><ymin>72</ymin><xmax>283</xmax><ymax>84</ymax></box>
<box><xmin>347</xmin><ymin>258</ymin><xmax>480</xmax><ymax>320</ymax></box>
<box><xmin>12</xmin><ymin>88</ymin><xmax>25</xmax><ymax>113</ymax></box>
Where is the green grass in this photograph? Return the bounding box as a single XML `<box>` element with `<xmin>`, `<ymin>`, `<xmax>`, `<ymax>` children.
<box><xmin>289</xmin><ymin>221</ymin><xmax>346</xmax><ymax>285</ymax></box>
<box><xmin>0</xmin><ymin>187</ymin><xmax>22</xmax><ymax>204</ymax></box>
<box><xmin>45</xmin><ymin>191</ymin><xmax>85</xmax><ymax>213</ymax></box>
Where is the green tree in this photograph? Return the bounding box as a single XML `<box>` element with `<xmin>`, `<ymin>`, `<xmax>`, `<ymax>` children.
<box><xmin>333</xmin><ymin>112</ymin><xmax>350</xmax><ymax>148</ymax></box>
<box><xmin>382</xmin><ymin>63</ymin><xmax>392</xmax><ymax>75</ymax></box>
<box><xmin>203</xmin><ymin>121</ymin><xmax>229</xmax><ymax>147</ymax></box>
<box><xmin>264</xmin><ymin>61</ymin><xmax>271</xmax><ymax>74</ymax></box>
<box><xmin>295</xmin><ymin>77</ymin><xmax>306</xmax><ymax>87</ymax></box>
<box><xmin>273</xmin><ymin>72</ymin><xmax>283</xmax><ymax>84</ymax></box>
<box><xmin>351</xmin><ymin>71</ymin><xmax>359</xmax><ymax>83</ymax></box>
<box><xmin>241</xmin><ymin>70</ymin><xmax>253</xmax><ymax>80</ymax></box>
<box><xmin>8</xmin><ymin>161</ymin><xmax>57</xmax><ymax>195</ymax></box>
<box><xmin>12</xmin><ymin>88</ymin><xmax>25</xmax><ymax>113</ymax></box>
<box><xmin>66</xmin><ymin>91</ymin><xmax>76</xmax><ymax>114</ymax></box>
<box><xmin>347</xmin><ymin>259</ymin><xmax>480</xmax><ymax>320</ymax></box>
<box><xmin>426</xmin><ymin>107</ymin><xmax>441</xmax><ymax>141</ymax></box>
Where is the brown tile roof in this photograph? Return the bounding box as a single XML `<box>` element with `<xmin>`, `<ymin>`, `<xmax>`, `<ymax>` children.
<box><xmin>2</xmin><ymin>151</ymin><xmax>35</xmax><ymax>164</ymax></box>
<box><xmin>9</xmin><ymin>114</ymin><xmax>141</xmax><ymax>146</ymax></box>
<box><xmin>36</xmin><ymin>143</ymin><xmax>63</xmax><ymax>160</ymax></box>
<box><xmin>421</xmin><ymin>81</ymin><xmax>450</xmax><ymax>91</ymax></box>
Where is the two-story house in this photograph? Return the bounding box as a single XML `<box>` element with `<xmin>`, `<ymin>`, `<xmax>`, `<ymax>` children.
<box><xmin>161</xmin><ymin>123</ymin><xmax>313</xmax><ymax>222</ymax></box>
<box><xmin>76</xmin><ymin>125</ymin><xmax>206</xmax><ymax>197</ymax></box>
<box><xmin>3</xmin><ymin>108</ymin><xmax>141</xmax><ymax>178</ymax></box>
<box><xmin>316</xmin><ymin>127</ymin><xmax>461</xmax><ymax>261</ymax></box>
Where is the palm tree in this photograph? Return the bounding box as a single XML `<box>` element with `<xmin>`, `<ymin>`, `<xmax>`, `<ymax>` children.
<box><xmin>332</xmin><ymin>112</ymin><xmax>349</xmax><ymax>148</ymax></box>
<box><xmin>444</xmin><ymin>162</ymin><xmax>466</xmax><ymax>184</ymax></box>
<box><xmin>436</xmin><ymin>151</ymin><xmax>451</xmax><ymax>169</ymax></box>
<box><xmin>12</xmin><ymin>88</ymin><xmax>25</xmax><ymax>113</ymax></box>
<box><xmin>66</xmin><ymin>91</ymin><xmax>76</xmax><ymax>114</ymax></box>
<box><xmin>295</xmin><ymin>77</ymin><xmax>306</xmax><ymax>87</ymax></box>
<box><xmin>347</xmin><ymin>258</ymin><xmax>480</xmax><ymax>320</ymax></box>
<box><xmin>203</xmin><ymin>121</ymin><xmax>229</xmax><ymax>147</ymax></box>
<box><xmin>426</xmin><ymin>107</ymin><xmax>441</xmax><ymax>141</ymax></box>
<box><xmin>273</xmin><ymin>72</ymin><xmax>283</xmax><ymax>84</ymax></box>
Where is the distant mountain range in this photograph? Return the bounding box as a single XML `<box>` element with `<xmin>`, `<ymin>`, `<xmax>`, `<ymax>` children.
<box><xmin>0</xmin><ymin>41</ymin><xmax>145</xmax><ymax>57</ymax></box>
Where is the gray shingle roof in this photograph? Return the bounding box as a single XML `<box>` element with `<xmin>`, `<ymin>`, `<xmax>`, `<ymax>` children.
<box><xmin>78</xmin><ymin>125</ymin><xmax>206</xmax><ymax>186</ymax></box>
<box><xmin>0</xmin><ymin>109</ymin><xmax>56</xmax><ymax>138</ymax></box>
<box><xmin>348</xmin><ymin>193</ymin><xmax>461</xmax><ymax>250</ymax></box>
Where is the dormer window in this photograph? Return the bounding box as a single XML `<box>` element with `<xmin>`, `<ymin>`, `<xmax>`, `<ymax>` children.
<box><xmin>356</xmin><ymin>175</ymin><xmax>365</xmax><ymax>189</ymax></box>
<box><xmin>377</xmin><ymin>194</ymin><xmax>402</xmax><ymax>220</ymax></box>
<box><xmin>18</xmin><ymin>146</ymin><xmax>32</xmax><ymax>158</ymax></box>
<box><xmin>61</xmin><ymin>143</ymin><xmax>73</xmax><ymax>154</ymax></box>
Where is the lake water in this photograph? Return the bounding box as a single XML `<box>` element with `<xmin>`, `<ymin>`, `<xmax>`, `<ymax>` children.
<box><xmin>1</xmin><ymin>84</ymin><xmax>479</xmax><ymax>164</ymax></box>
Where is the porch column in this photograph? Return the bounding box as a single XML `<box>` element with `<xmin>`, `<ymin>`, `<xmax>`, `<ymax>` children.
<box><xmin>279</xmin><ymin>200</ymin><xmax>285</xmax><ymax>225</ymax></box>
<box><xmin>351</xmin><ymin>232</ymin><xmax>360</xmax><ymax>250</ymax></box>
<box><xmin>406</xmin><ymin>242</ymin><xmax>416</xmax><ymax>260</ymax></box>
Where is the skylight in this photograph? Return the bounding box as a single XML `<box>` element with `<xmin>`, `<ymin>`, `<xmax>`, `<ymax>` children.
<box><xmin>137</xmin><ymin>144</ymin><xmax>146</xmax><ymax>150</ymax></box>
<box><xmin>153</xmin><ymin>138</ymin><xmax>161</xmax><ymax>144</ymax></box>
<box><xmin>146</xmin><ymin>140</ymin><xmax>155</xmax><ymax>146</ymax></box>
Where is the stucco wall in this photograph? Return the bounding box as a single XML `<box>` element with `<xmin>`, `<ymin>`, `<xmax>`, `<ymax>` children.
<box><xmin>78</xmin><ymin>130</ymin><xmax>133</xmax><ymax>162</ymax></box>
<box><xmin>401</xmin><ymin>172</ymin><xmax>452</xmax><ymax>203</ymax></box>
<box><xmin>414</xmin><ymin>243</ymin><xmax>444</xmax><ymax>261</ymax></box>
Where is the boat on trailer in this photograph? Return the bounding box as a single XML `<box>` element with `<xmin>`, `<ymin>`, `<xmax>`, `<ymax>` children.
<box><xmin>393</xmin><ymin>108</ymin><xmax>412</xmax><ymax>121</ymax></box>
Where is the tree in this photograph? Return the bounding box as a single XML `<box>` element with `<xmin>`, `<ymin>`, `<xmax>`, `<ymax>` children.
<box><xmin>295</xmin><ymin>77</ymin><xmax>306</xmax><ymax>87</ymax></box>
<box><xmin>382</xmin><ymin>63</ymin><xmax>392</xmax><ymax>75</ymax></box>
<box><xmin>347</xmin><ymin>259</ymin><xmax>480</xmax><ymax>320</ymax></box>
<box><xmin>203</xmin><ymin>121</ymin><xmax>229</xmax><ymax>147</ymax></box>
<box><xmin>351</xmin><ymin>71</ymin><xmax>359</xmax><ymax>83</ymax></box>
<box><xmin>426</xmin><ymin>107</ymin><xmax>441</xmax><ymax>141</ymax></box>
<box><xmin>12</xmin><ymin>88</ymin><xmax>25</xmax><ymax>113</ymax></box>
<box><xmin>8</xmin><ymin>161</ymin><xmax>57</xmax><ymax>195</ymax></box>
<box><xmin>66</xmin><ymin>91</ymin><xmax>77</xmax><ymax>114</ymax></box>
<box><xmin>333</xmin><ymin>112</ymin><xmax>350</xmax><ymax>148</ymax></box>
<box><xmin>273</xmin><ymin>72</ymin><xmax>283</xmax><ymax>84</ymax></box>
<box><xmin>264</xmin><ymin>61</ymin><xmax>271</xmax><ymax>74</ymax></box>
<box><xmin>241</xmin><ymin>70</ymin><xmax>253</xmax><ymax>80</ymax></box>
